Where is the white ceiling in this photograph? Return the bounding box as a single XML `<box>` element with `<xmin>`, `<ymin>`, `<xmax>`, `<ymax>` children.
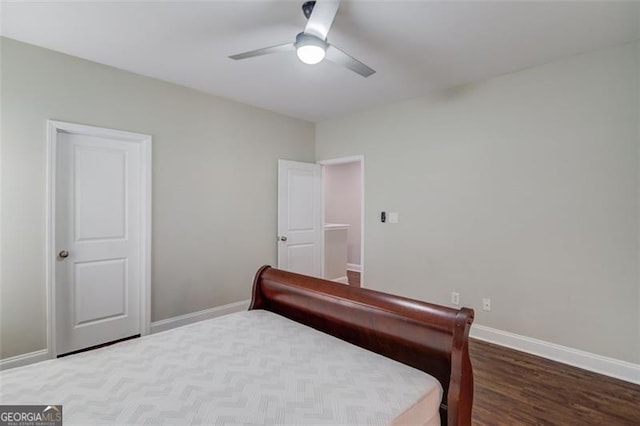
<box><xmin>2</xmin><ymin>1</ymin><xmax>639</xmax><ymax>122</ymax></box>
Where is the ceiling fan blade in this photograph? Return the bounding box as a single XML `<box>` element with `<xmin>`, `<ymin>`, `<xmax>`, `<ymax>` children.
<box><xmin>325</xmin><ymin>45</ymin><xmax>375</xmax><ymax>78</ymax></box>
<box><xmin>229</xmin><ymin>43</ymin><xmax>295</xmax><ymax>60</ymax></box>
<box><xmin>304</xmin><ymin>0</ymin><xmax>341</xmax><ymax>40</ymax></box>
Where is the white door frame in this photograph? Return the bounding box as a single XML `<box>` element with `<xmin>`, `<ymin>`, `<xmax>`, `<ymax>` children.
<box><xmin>317</xmin><ymin>155</ymin><xmax>365</xmax><ymax>286</ymax></box>
<box><xmin>45</xmin><ymin>120</ymin><xmax>152</xmax><ymax>358</ymax></box>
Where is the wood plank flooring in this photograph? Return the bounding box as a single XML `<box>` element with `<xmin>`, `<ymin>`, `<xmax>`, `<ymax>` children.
<box><xmin>347</xmin><ymin>270</ymin><xmax>360</xmax><ymax>287</ymax></box>
<box><xmin>339</xmin><ymin>273</ymin><xmax>638</xmax><ymax>423</ymax></box>
<box><xmin>470</xmin><ymin>339</ymin><xmax>640</xmax><ymax>425</ymax></box>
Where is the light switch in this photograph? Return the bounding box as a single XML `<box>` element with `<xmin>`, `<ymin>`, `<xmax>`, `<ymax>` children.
<box><xmin>388</xmin><ymin>212</ymin><xmax>399</xmax><ymax>223</ymax></box>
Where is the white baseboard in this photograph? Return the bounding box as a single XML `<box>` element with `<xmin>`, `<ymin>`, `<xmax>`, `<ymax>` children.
<box><xmin>347</xmin><ymin>263</ymin><xmax>361</xmax><ymax>272</ymax></box>
<box><xmin>151</xmin><ymin>299</ymin><xmax>251</xmax><ymax>334</ymax></box>
<box><xmin>470</xmin><ymin>324</ymin><xmax>640</xmax><ymax>385</ymax></box>
<box><xmin>1</xmin><ymin>300</ymin><xmax>251</xmax><ymax>370</ymax></box>
<box><xmin>332</xmin><ymin>276</ymin><xmax>349</xmax><ymax>284</ymax></box>
<box><xmin>0</xmin><ymin>349</ymin><xmax>50</xmax><ymax>371</ymax></box>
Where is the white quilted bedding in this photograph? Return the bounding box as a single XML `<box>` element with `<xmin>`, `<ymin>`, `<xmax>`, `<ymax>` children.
<box><xmin>0</xmin><ymin>310</ymin><xmax>442</xmax><ymax>425</ymax></box>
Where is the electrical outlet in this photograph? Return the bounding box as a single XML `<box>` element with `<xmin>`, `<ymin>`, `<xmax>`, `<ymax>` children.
<box><xmin>451</xmin><ymin>292</ymin><xmax>460</xmax><ymax>306</ymax></box>
<box><xmin>483</xmin><ymin>298</ymin><xmax>491</xmax><ymax>311</ymax></box>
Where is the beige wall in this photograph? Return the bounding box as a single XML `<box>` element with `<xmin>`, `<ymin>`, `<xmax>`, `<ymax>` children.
<box><xmin>323</xmin><ymin>162</ymin><xmax>362</xmax><ymax>265</ymax></box>
<box><xmin>316</xmin><ymin>42</ymin><xmax>640</xmax><ymax>364</ymax></box>
<box><xmin>0</xmin><ymin>38</ymin><xmax>315</xmax><ymax>359</ymax></box>
<box><xmin>2</xmin><ymin>36</ymin><xmax>639</xmax><ymax>366</ymax></box>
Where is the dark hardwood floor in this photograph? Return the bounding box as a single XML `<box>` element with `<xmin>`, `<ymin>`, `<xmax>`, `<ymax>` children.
<box><xmin>339</xmin><ymin>274</ymin><xmax>638</xmax><ymax>423</ymax></box>
<box><xmin>470</xmin><ymin>339</ymin><xmax>640</xmax><ymax>425</ymax></box>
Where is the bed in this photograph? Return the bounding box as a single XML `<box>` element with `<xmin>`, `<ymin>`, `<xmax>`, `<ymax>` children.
<box><xmin>0</xmin><ymin>266</ymin><xmax>474</xmax><ymax>426</ymax></box>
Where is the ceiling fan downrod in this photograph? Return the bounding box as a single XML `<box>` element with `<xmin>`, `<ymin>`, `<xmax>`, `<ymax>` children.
<box><xmin>302</xmin><ymin>1</ymin><xmax>316</xmax><ymax>20</ymax></box>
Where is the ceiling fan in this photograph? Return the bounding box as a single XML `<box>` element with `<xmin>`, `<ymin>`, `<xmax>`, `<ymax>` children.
<box><xmin>229</xmin><ymin>0</ymin><xmax>375</xmax><ymax>78</ymax></box>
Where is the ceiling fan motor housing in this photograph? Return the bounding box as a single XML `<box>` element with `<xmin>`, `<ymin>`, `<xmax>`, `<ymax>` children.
<box><xmin>294</xmin><ymin>32</ymin><xmax>328</xmax><ymax>50</ymax></box>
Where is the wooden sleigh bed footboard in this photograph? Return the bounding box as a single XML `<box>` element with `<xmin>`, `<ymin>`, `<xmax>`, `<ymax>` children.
<box><xmin>249</xmin><ymin>266</ymin><xmax>475</xmax><ymax>426</ymax></box>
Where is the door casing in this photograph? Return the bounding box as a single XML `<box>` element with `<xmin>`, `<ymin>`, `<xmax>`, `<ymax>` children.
<box><xmin>46</xmin><ymin>120</ymin><xmax>152</xmax><ymax>358</ymax></box>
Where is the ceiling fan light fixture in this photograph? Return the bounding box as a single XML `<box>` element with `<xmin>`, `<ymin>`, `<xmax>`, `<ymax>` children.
<box><xmin>297</xmin><ymin>45</ymin><xmax>325</xmax><ymax>64</ymax></box>
<box><xmin>294</xmin><ymin>33</ymin><xmax>327</xmax><ymax>65</ymax></box>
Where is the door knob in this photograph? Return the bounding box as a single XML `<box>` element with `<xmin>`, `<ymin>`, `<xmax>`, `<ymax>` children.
<box><xmin>58</xmin><ymin>250</ymin><xmax>69</xmax><ymax>259</ymax></box>
<box><xmin>279</xmin><ymin>236</ymin><xmax>287</xmax><ymax>242</ymax></box>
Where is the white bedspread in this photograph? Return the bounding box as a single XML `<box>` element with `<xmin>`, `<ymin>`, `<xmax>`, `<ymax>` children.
<box><xmin>0</xmin><ymin>310</ymin><xmax>441</xmax><ymax>425</ymax></box>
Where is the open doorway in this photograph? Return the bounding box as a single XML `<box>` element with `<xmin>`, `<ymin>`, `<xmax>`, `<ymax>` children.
<box><xmin>318</xmin><ymin>156</ymin><xmax>364</xmax><ymax>287</ymax></box>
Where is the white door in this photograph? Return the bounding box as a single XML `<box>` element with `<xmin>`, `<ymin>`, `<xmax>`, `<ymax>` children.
<box><xmin>277</xmin><ymin>160</ymin><xmax>323</xmax><ymax>277</ymax></box>
<box><xmin>53</xmin><ymin>123</ymin><xmax>149</xmax><ymax>355</ymax></box>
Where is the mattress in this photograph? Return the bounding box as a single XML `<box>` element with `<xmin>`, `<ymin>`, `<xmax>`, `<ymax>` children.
<box><xmin>0</xmin><ymin>310</ymin><xmax>442</xmax><ymax>425</ymax></box>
